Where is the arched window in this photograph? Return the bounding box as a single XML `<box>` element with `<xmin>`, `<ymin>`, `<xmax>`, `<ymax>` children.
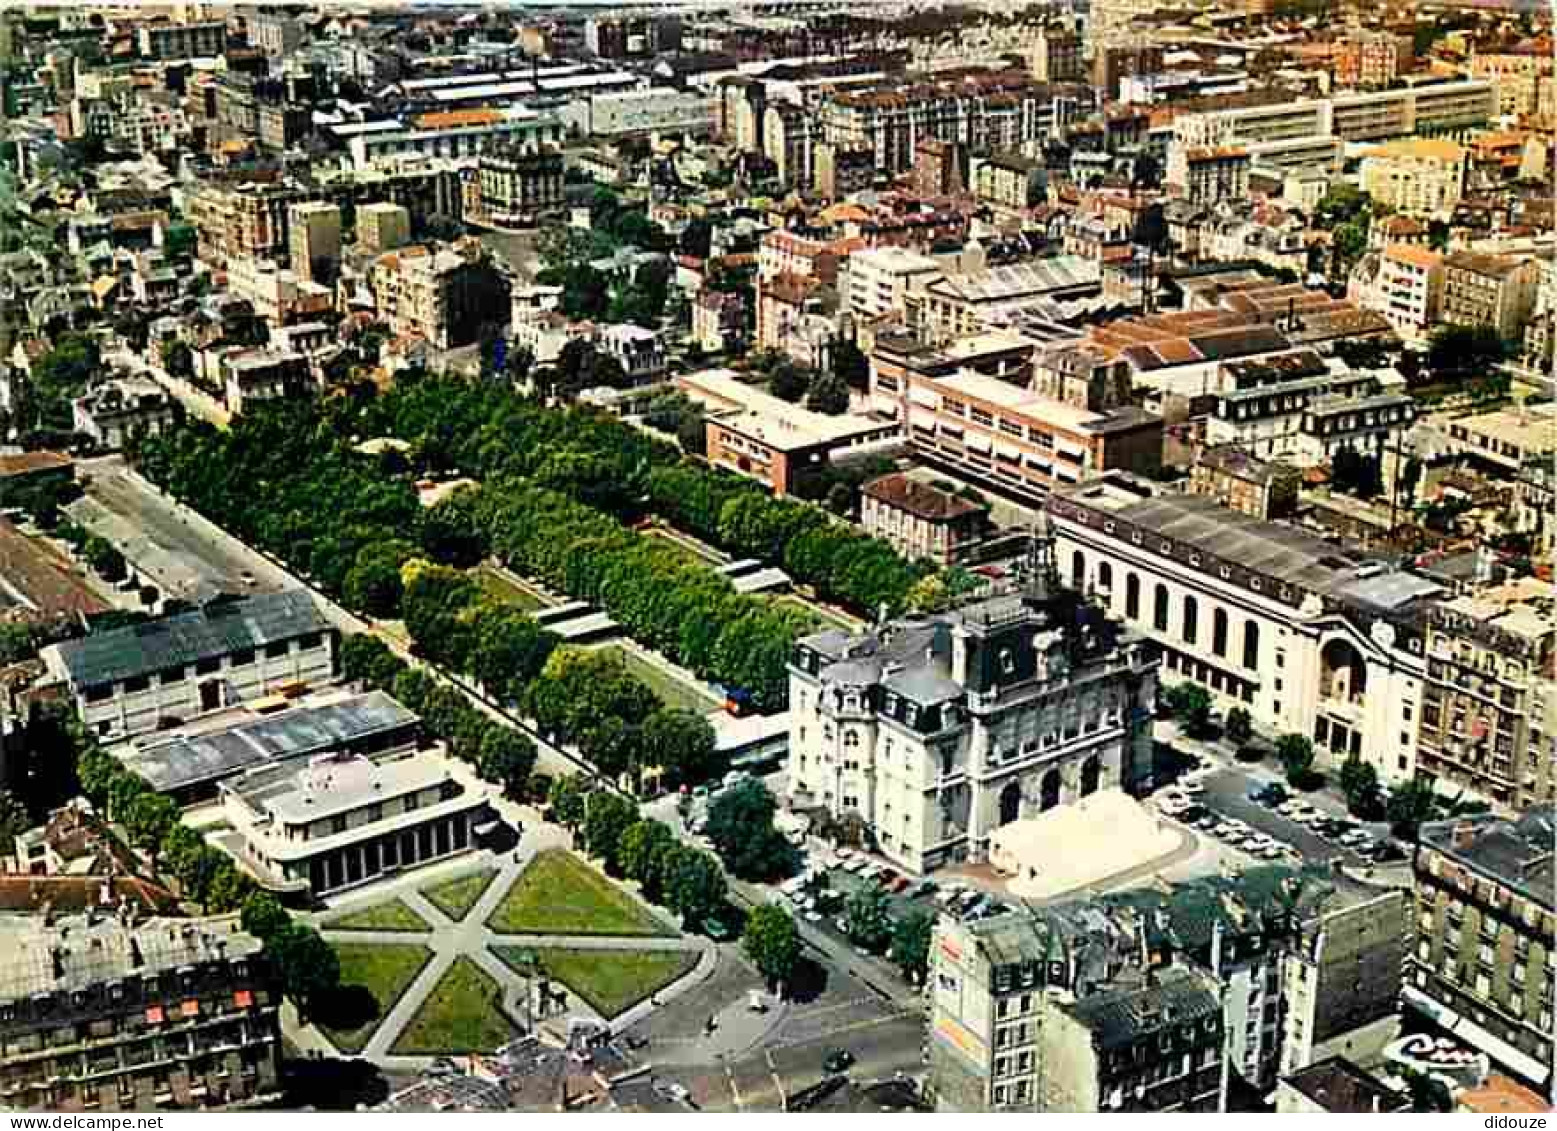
<box><xmin>1071</xmin><ymin>550</ymin><xmax>1086</xmax><ymax>591</ymax></box>
<box><xmin>1243</xmin><ymin>621</ymin><xmax>1261</xmax><ymax>670</ymax></box>
<box><xmin>1097</xmin><ymin>562</ymin><xmax>1113</xmax><ymax>594</ymax></box>
<box><xmin>1182</xmin><ymin>595</ymin><xmax>1199</xmax><ymax>646</ymax></box>
<box><xmin>1213</xmin><ymin>608</ymin><xmax>1229</xmax><ymax>657</ymax></box>
<box><xmin>1125</xmin><ymin>573</ymin><xmax>1141</xmax><ymax>620</ymax></box>
<box><xmin>1080</xmin><ymin>757</ymin><xmax>1100</xmax><ymax>798</ymax></box>
<box><xmin>1153</xmin><ymin>584</ymin><xmax>1169</xmax><ymax>631</ymax></box>
<box><xmin>1040</xmin><ymin>769</ymin><xmax>1061</xmax><ymax>812</ymax></box>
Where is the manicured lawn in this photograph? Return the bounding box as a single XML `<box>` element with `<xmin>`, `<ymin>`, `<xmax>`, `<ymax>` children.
<box><xmin>325</xmin><ymin>898</ymin><xmax>431</xmax><ymax>933</ymax></box>
<box><xmin>497</xmin><ymin>946</ymin><xmax>700</xmax><ymax>1020</ymax></box>
<box><xmin>389</xmin><ymin>956</ymin><xmax>516</xmax><ymax>1056</ymax></box>
<box><xmin>472</xmin><ymin>563</ymin><xmax>550</xmax><ymax>611</ymax></box>
<box><xmin>643</xmin><ymin>527</ymin><xmax>723</xmax><ymax>566</ymax></box>
<box><xmin>487</xmin><ymin>849</ymin><xmax>674</xmax><ymax>938</ymax></box>
<box><xmin>315</xmin><ymin>943</ymin><xmax>433</xmax><ymax>1054</ymax></box>
<box><xmin>589</xmin><ymin>643</ymin><xmax>721</xmax><ymax>714</ymax></box>
<box><xmin>773</xmin><ymin>594</ymin><xmax>861</xmax><ymax>634</ymax></box>
<box><xmin>422</xmin><ymin>868</ymin><xmax>498</xmax><ymax>921</ymax></box>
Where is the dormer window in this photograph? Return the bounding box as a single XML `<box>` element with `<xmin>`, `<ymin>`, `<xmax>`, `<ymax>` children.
<box><xmin>906</xmin><ymin>705</ymin><xmax>920</xmax><ymax>727</ymax></box>
<box><xmin>999</xmin><ymin>649</ymin><xmax>1015</xmax><ymax>675</ymax></box>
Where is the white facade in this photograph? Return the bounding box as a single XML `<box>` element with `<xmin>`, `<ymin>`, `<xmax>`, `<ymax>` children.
<box><xmin>1048</xmin><ymin>475</ymin><xmax>1439</xmax><ymax>787</ymax></box>
<box><xmin>348</xmin><ymin>109</ymin><xmax>563</xmax><ymax>170</ymax></box>
<box><xmin>786</xmin><ymin>583</ymin><xmax>1159</xmax><ymax>874</ymax></box>
<box><xmin>845</xmin><ymin>246</ymin><xmax>942</xmax><ymax>323</ymax></box>
<box><xmin>598</xmin><ymin>323</ymin><xmax>666</xmax><ymax>385</ymax></box>
<box><xmin>41</xmin><ymin>592</ymin><xmax>338</xmax><ymax>742</ymax></box>
<box><xmin>220</xmin><ymin>751</ymin><xmax>491</xmax><ymax>895</ymax></box>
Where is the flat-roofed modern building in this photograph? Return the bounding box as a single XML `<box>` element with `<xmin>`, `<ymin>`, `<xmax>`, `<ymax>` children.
<box><xmin>216</xmin><ymin>750</ymin><xmax>492</xmax><ymax>896</ymax></box>
<box><xmin>109</xmin><ymin>688</ymin><xmax>421</xmax><ymax>806</ymax></box>
<box><xmin>679</xmin><ymin>368</ymin><xmax>899</xmax><ymax>497</ymax></box>
<box><xmin>871</xmin><ymin>332</ymin><xmax>1162</xmax><ymax>504</ymax></box>
<box><xmin>40</xmin><ymin>591</ymin><xmax>337</xmax><ymax>742</ymax></box>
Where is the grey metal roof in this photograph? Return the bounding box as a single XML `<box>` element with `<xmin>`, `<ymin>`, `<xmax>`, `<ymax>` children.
<box><xmin>1420</xmin><ymin>808</ymin><xmax>1555</xmax><ymax>910</ymax></box>
<box><xmin>1103</xmin><ymin>492</ymin><xmax>1361</xmax><ymax>592</ymax></box>
<box><xmin>1065</xmin><ymin>967</ymin><xmax>1220</xmax><ymax>1050</ymax></box>
<box><xmin>119</xmin><ymin>690</ymin><xmax>417</xmax><ymax>793</ymax></box>
<box><xmin>883</xmin><ymin>663</ymin><xmax>963</xmax><ymax>705</ymax></box>
<box><xmin>53</xmin><ymin>590</ymin><xmax>330</xmax><ymax>689</ymax></box>
<box><xmin>1328</xmin><ymin>570</ymin><xmax>1443</xmax><ymax>613</ymax></box>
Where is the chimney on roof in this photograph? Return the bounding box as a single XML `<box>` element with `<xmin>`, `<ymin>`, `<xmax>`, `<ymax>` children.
<box><xmin>1451</xmin><ymin>822</ymin><xmax>1477</xmax><ymax>851</ymax></box>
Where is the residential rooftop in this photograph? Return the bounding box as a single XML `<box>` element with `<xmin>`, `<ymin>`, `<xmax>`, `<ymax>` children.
<box><xmin>0</xmin><ymin>916</ymin><xmax>261</xmax><ymax>1002</ymax></box>
<box><xmin>1419</xmin><ymin>808</ymin><xmax>1555</xmax><ymax>911</ymax></box>
<box><xmin>1282</xmin><ymin>1057</ymin><xmax>1409</xmax><ymax>1113</ymax></box>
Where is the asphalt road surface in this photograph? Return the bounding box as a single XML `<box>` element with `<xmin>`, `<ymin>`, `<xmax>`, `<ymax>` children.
<box><xmin>77</xmin><ymin>454</ymin><xmax>293</xmax><ymax>600</ymax></box>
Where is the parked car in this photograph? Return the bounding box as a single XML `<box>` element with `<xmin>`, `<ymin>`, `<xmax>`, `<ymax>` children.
<box><xmin>823</xmin><ymin>1049</ymin><xmax>856</xmax><ymax>1074</ymax></box>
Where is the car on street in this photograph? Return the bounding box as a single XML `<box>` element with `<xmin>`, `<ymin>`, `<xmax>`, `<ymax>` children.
<box><xmin>823</xmin><ymin>1049</ymin><xmax>856</xmax><ymax>1075</ymax></box>
<box><xmin>1249</xmin><ymin>783</ymin><xmax>1288</xmax><ymax>806</ymax></box>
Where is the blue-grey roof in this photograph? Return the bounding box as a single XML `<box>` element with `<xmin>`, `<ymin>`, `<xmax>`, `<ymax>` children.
<box><xmin>118</xmin><ymin>690</ymin><xmax>417</xmax><ymax>794</ymax></box>
<box><xmin>1064</xmin><ymin>967</ymin><xmax>1220</xmax><ymax>1050</ymax></box>
<box><xmin>53</xmin><ymin>590</ymin><xmax>330</xmax><ymax>689</ymax></box>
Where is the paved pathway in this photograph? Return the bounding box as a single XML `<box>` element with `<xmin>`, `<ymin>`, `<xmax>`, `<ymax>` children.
<box><xmin>293</xmin><ymin>825</ymin><xmax>715</xmax><ymax>1071</ymax></box>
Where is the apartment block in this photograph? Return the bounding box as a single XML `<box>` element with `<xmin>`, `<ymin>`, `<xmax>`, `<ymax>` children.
<box><xmin>1440</xmin><ymin>252</ymin><xmax>1541</xmax><ymax>341</ymax></box>
<box><xmin>286</xmin><ymin>201</ymin><xmax>341</xmax><ymax>286</ymax></box>
<box><xmin>820</xmin><ymin>73</ymin><xmax>1069</xmax><ymax>176</ymax></box>
<box><xmin>136</xmin><ymin>21</ymin><xmax>225</xmax><ymax>60</ymax></box>
<box><xmin>1350</xmin><ymin>244</ymin><xmax>1443</xmax><ymax>343</ymax></box>
<box><xmin>1417</xmin><ymin>579</ymin><xmax>1555</xmax><ymax>813</ymax></box>
<box><xmin>1188</xmin><ymin>445</ymin><xmax>1300</xmax><ymax>521</ymax></box>
<box><xmin>0</xmin><ymin>917</ymin><xmax>279</xmax><ymax>1112</ymax></box>
<box><xmin>1168</xmin><ymin>145</ymin><xmax>1250</xmax><ymax>207</ymax></box>
<box><xmin>477</xmin><ymin>146</ymin><xmax>564</xmax><ymax>225</ymax></box>
<box><xmin>186</xmin><ymin>181</ymin><xmax>304</xmax><ymax>265</ymax></box>
<box><xmin>356</xmin><ymin>202</ymin><xmax>412</xmax><ymax>253</ymax></box>
<box><xmin>370</xmin><ymin>241</ymin><xmax>509</xmax><ymax>350</ymax></box>
<box><xmin>845</xmin><ymin>245</ymin><xmax>942</xmax><ymax>322</ymax></box>
<box><xmin>1333</xmin><ymin>32</ymin><xmax>1414</xmax><ymax>89</ymax></box>
<box><xmin>1360</xmin><ymin>139</ymin><xmax>1465</xmax><ymax>216</ymax></box>
<box><xmin>1407</xmin><ymin>811</ymin><xmax>1555</xmax><ymax>1092</ymax></box>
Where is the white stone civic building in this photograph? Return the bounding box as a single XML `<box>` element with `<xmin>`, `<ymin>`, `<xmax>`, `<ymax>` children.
<box><xmin>1046</xmin><ymin>472</ymin><xmax>1443</xmax><ymax>787</ymax></box>
<box><xmin>216</xmin><ymin>750</ymin><xmax>493</xmax><ymax>896</ymax></box>
<box><xmin>785</xmin><ymin>542</ymin><xmax>1159</xmax><ymax>874</ymax></box>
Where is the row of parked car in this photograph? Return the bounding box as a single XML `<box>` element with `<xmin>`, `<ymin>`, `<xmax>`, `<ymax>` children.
<box><xmin>1247</xmin><ymin>787</ymin><xmax>1406</xmax><ymax>863</ymax></box>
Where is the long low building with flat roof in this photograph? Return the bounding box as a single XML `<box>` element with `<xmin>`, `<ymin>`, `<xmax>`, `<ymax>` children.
<box><xmin>871</xmin><ymin>331</ymin><xmax>1162</xmax><ymax>504</ymax></box>
<box><xmin>216</xmin><ymin>750</ymin><xmax>492</xmax><ymax>896</ymax></box>
<box><xmin>40</xmin><ymin>590</ymin><xmax>338</xmax><ymax>742</ymax></box>
<box><xmin>678</xmin><ymin>368</ymin><xmax>900</xmax><ymax>496</ymax></box>
<box><xmin>110</xmin><ymin>688</ymin><xmax>421</xmax><ymax>805</ymax></box>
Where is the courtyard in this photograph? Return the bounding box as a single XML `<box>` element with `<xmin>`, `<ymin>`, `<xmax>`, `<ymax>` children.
<box><xmin>305</xmin><ymin>837</ymin><xmax>708</xmax><ymax>1067</ymax></box>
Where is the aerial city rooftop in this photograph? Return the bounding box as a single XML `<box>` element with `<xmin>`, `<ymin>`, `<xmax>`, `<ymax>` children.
<box><xmin>0</xmin><ymin>0</ymin><xmax>1550</xmax><ymax>1117</ymax></box>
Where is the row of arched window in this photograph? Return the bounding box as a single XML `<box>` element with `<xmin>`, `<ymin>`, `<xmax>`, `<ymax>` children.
<box><xmin>1073</xmin><ymin>551</ymin><xmax>1261</xmax><ymax>671</ymax></box>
